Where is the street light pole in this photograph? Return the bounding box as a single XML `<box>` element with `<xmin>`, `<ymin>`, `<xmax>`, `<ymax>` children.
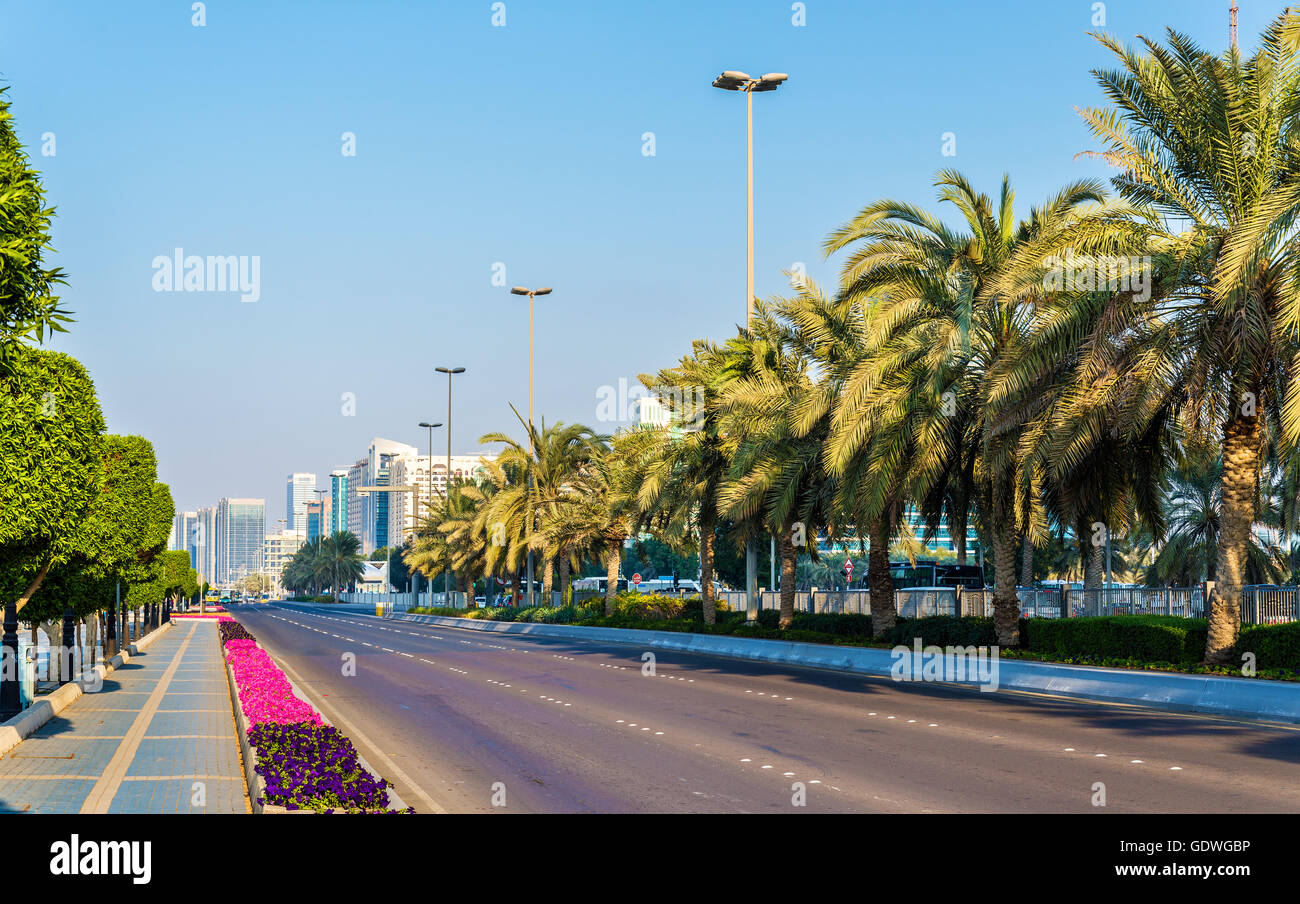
<box><xmin>713</xmin><ymin>69</ymin><xmax>787</xmax><ymax>621</ymax></box>
<box><xmin>436</xmin><ymin>367</ymin><xmax>466</xmax><ymax>607</ymax></box>
<box><xmin>510</xmin><ymin>287</ymin><xmax>552</xmax><ymax>608</ymax></box>
<box><xmin>418</xmin><ymin>420</ymin><xmax>443</xmax><ymax>605</ymax></box>
<box><xmin>311</xmin><ymin>488</ymin><xmax>327</xmax><ymax>600</ymax></box>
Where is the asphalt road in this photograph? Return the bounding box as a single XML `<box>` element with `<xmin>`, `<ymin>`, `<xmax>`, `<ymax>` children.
<box><xmin>229</xmin><ymin>602</ymin><xmax>1300</xmax><ymax>814</ymax></box>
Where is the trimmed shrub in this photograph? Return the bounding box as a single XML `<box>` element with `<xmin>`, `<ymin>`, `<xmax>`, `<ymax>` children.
<box><xmin>879</xmin><ymin>616</ymin><xmax>1005</xmax><ymax>649</ymax></box>
<box><xmin>1024</xmin><ymin>615</ymin><xmax>1207</xmax><ymax>664</ymax></box>
<box><xmin>1237</xmin><ymin>621</ymin><xmax>1300</xmax><ymax>674</ymax></box>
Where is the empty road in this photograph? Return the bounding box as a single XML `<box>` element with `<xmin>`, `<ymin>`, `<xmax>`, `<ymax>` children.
<box><xmin>229</xmin><ymin>602</ymin><xmax>1300</xmax><ymax>814</ymax></box>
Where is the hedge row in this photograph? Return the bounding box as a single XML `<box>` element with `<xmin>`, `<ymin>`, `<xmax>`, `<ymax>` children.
<box><xmin>402</xmin><ymin>602</ymin><xmax>1300</xmax><ymax>676</ymax></box>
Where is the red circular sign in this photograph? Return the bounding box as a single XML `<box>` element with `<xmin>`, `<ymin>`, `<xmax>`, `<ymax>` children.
<box><xmin>631</xmin><ymin>573</ymin><xmax>642</xmax><ymax>585</ymax></box>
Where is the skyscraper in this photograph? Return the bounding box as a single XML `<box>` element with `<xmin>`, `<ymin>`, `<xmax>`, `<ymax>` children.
<box><xmin>170</xmin><ymin>511</ymin><xmax>198</xmax><ymax>563</ymax></box>
<box><xmin>350</xmin><ymin>438</ymin><xmax>418</xmax><ymax>554</ymax></box>
<box><xmin>285</xmin><ymin>473</ymin><xmax>317</xmax><ymax>533</ymax></box>
<box><xmin>195</xmin><ymin>506</ymin><xmax>217</xmax><ymax>586</ymax></box>
<box><xmin>329</xmin><ymin>469</ymin><xmax>349</xmax><ymax>536</ymax></box>
<box><xmin>216</xmin><ymin>498</ymin><xmax>266</xmax><ymax>586</ymax></box>
<box><xmin>305</xmin><ymin>500</ymin><xmax>324</xmax><ymax>542</ymax></box>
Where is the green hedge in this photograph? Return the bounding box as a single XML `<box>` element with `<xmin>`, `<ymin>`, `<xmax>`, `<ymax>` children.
<box><xmin>1024</xmin><ymin>615</ymin><xmax>1207</xmax><ymax>665</ymax></box>
<box><xmin>404</xmin><ymin>602</ymin><xmax>1300</xmax><ymax>677</ymax></box>
<box><xmin>1237</xmin><ymin>621</ymin><xmax>1300</xmax><ymax>673</ymax></box>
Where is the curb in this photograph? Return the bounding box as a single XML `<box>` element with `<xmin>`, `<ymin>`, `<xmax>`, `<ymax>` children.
<box><xmin>0</xmin><ymin>622</ymin><xmax>174</xmax><ymax>758</ymax></box>
<box><xmin>395</xmin><ymin>613</ymin><xmax>1300</xmax><ymax>725</ymax></box>
<box><xmin>223</xmin><ymin>640</ymin><xmax>408</xmax><ymax>814</ymax></box>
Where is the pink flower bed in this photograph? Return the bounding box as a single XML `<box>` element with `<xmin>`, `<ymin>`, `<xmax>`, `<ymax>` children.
<box><xmin>172</xmin><ymin>613</ymin><xmax>225</xmax><ymax>620</ymax></box>
<box><xmin>225</xmin><ymin>639</ymin><xmax>322</xmax><ymax>726</ymax></box>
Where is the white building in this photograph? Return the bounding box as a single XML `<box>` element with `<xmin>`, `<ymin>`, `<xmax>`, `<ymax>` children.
<box><xmin>388</xmin><ymin>453</ymin><xmax>492</xmax><ymax>545</ymax></box>
<box><xmin>285</xmin><ymin>473</ymin><xmax>317</xmax><ymax>534</ymax></box>
<box><xmin>264</xmin><ymin>530</ymin><xmax>305</xmax><ymax>596</ymax></box>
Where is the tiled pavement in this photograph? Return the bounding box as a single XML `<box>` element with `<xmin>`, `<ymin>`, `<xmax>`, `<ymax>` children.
<box><xmin>0</xmin><ymin>620</ymin><xmax>249</xmax><ymax>813</ymax></box>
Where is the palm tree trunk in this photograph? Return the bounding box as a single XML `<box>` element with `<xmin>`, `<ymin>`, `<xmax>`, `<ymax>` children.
<box><xmin>699</xmin><ymin>512</ymin><xmax>717</xmax><ymax>625</ymax></box>
<box><xmin>867</xmin><ymin>516</ymin><xmax>896</xmax><ymax>637</ymax></box>
<box><xmin>778</xmin><ymin>524</ymin><xmax>797</xmax><ymax>628</ymax></box>
<box><xmin>1020</xmin><ymin>534</ymin><xmax>1034</xmax><ymax>588</ymax></box>
<box><xmin>991</xmin><ymin>475</ymin><xmax>1021</xmax><ymax>646</ymax></box>
<box><xmin>951</xmin><ymin>486</ymin><xmax>970</xmax><ymax>566</ymax></box>
<box><xmin>604</xmin><ymin>546</ymin><xmax>621</xmax><ymax>617</ymax></box>
<box><xmin>542</xmin><ymin>556</ymin><xmax>555</xmax><ymax>602</ymax></box>
<box><xmin>558</xmin><ymin>555</ymin><xmax>570</xmax><ymax>605</ymax></box>
<box><xmin>1205</xmin><ymin>411</ymin><xmax>1260</xmax><ymax>664</ymax></box>
<box><xmin>512</xmin><ymin>570</ymin><xmax>522</xmax><ymax>607</ymax></box>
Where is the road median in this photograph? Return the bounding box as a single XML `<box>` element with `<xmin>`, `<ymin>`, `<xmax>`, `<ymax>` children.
<box><xmin>394</xmin><ymin>612</ymin><xmax>1300</xmax><ymax>725</ymax></box>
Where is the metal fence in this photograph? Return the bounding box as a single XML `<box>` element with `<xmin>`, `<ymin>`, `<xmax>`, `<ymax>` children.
<box><xmin>352</xmin><ymin>583</ymin><xmax>1300</xmax><ymax>625</ymax></box>
<box><xmin>713</xmin><ymin>584</ymin><xmax>1299</xmax><ymax>625</ymax></box>
<box><xmin>1241</xmin><ymin>586</ymin><xmax>1300</xmax><ymax>625</ymax></box>
<box><xmin>338</xmin><ymin>591</ymin><xmax>470</xmax><ymax>611</ymax></box>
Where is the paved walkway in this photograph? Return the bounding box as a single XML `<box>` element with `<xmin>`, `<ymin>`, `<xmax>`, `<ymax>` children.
<box><xmin>0</xmin><ymin>619</ymin><xmax>248</xmax><ymax>813</ymax></box>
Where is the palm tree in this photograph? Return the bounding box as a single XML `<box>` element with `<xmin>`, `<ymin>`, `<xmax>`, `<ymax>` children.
<box><xmin>1075</xmin><ymin>16</ymin><xmax>1300</xmax><ymax>660</ymax></box>
<box><xmin>473</xmin><ymin>452</ymin><xmax>530</xmax><ymax>604</ymax></box>
<box><xmin>480</xmin><ymin>410</ymin><xmax>601</xmax><ymax>604</ymax></box>
<box><xmin>823</xmin><ymin>171</ymin><xmax>1133</xmax><ymax>644</ymax></box>
<box><xmin>533</xmin><ymin>434</ymin><xmax>644</xmax><ymax>614</ymax></box>
<box><xmin>638</xmin><ymin>331</ymin><xmax>774</xmax><ymax>624</ymax></box>
<box><xmin>716</xmin><ymin>289</ymin><xmax>840</xmax><ymax>628</ymax></box>
<box><xmin>321</xmin><ymin>532</ymin><xmax>364</xmax><ymax>596</ymax></box>
<box><xmin>1146</xmin><ymin>452</ymin><xmax>1288</xmax><ymax>586</ymax></box>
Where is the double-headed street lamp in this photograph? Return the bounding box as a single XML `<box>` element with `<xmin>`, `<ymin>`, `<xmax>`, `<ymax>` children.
<box><xmin>434</xmin><ymin>366</ymin><xmax>465</xmax><ymax>605</ymax></box>
<box><xmin>713</xmin><ymin>69</ymin><xmax>787</xmax><ymax>620</ymax></box>
<box><xmin>510</xmin><ymin>286</ymin><xmax>552</xmax><ymax>607</ymax></box>
<box><xmin>418</xmin><ymin>420</ymin><xmax>443</xmax><ymax>604</ymax></box>
<box><xmin>711</xmin><ymin>70</ymin><xmax>787</xmax><ymax>326</ymax></box>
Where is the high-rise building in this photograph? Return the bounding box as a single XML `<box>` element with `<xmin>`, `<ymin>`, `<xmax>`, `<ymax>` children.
<box><xmin>348</xmin><ymin>438</ymin><xmax>419</xmax><ymax>554</ymax></box>
<box><xmin>263</xmin><ymin>530</ymin><xmax>304</xmax><ymax>596</ymax></box>
<box><xmin>285</xmin><ymin>473</ymin><xmax>317</xmax><ymax>533</ymax></box>
<box><xmin>170</xmin><ymin>511</ymin><xmax>199</xmax><ymax>564</ymax></box>
<box><xmin>387</xmin><ymin>452</ymin><xmax>491</xmax><ymax>544</ymax></box>
<box><xmin>305</xmin><ymin>500</ymin><xmax>325</xmax><ymax>542</ymax></box>
<box><xmin>346</xmin><ymin>459</ymin><xmax>365</xmax><ymax>541</ymax></box>
<box><xmin>195</xmin><ymin>506</ymin><xmax>217</xmax><ymax>586</ymax></box>
<box><xmin>216</xmin><ymin>498</ymin><xmax>266</xmax><ymax>586</ymax></box>
<box><xmin>329</xmin><ymin>469</ymin><xmax>349</xmax><ymax>536</ymax></box>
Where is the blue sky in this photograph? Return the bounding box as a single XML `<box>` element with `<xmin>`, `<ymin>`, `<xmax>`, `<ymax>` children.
<box><xmin>0</xmin><ymin>0</ymin><xmax>1274</xmax><ymax>526</ymax></box>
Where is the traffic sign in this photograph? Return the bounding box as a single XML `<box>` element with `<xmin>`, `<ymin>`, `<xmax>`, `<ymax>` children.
<box><xmin>844</xmin><ymin>558</ymin><xmax>854</xmax><ymax>575</ymax></box>
<box><xmin>631</xmin><ymin>573</ymin><xmax>642</xmax><ymax>585</ymax></box>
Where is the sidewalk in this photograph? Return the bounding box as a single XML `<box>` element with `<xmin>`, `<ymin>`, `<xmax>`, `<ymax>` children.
<box><xmin>0</xmin><ymin>619</ymin><xmax>248</xmax><ymax>813</ymax></box>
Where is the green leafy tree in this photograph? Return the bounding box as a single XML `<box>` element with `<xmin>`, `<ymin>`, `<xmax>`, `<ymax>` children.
<box><xmin>0</xmin><ymin>85</ymin><xmax>70</xmax><ymax>369</ymax></box>
<box><xmin>1</xmin><ymin>346</ymin><xmax>105</xmax><ymax>613</ymax></box>
<box><xmin>31</xmin><ymin>436</ymin><xmax>170</xmax><ymax>626</ymax></box>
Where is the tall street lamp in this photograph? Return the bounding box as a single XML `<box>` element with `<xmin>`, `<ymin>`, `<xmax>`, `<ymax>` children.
<box><xmin>436</xmin><ymin>367</ymin><xmax>466</xmax><ymax>606</ymax></box>
<box><xmin>418</xmin><ymin>420</ymin><xmax>443</xmax><ymax>604</ymax></box>
<box><xmin>311</xmin><ymin>488</ymin><xmax>327</xmax><ymax>599</ymax></box>
<box><xmin>713</xmin><ymin>69</ymin><xmax>787</xmax><ymax>621</ymax></box>
<box><xmin>510</xmin><ymin>286</ymin><xmax>552</xmax><ymax>608</ymax></box>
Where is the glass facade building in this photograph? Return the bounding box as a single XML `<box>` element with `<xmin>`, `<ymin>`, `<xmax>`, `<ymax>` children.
<box><xmin>285</xmin><ymin>473</ymin><xmax>317</xmax><ymax>534</ymax></box>
<box><xmin>216</xmin><ymin>497</ymin><xmax>266</xmax><ymax>586</ymax></box>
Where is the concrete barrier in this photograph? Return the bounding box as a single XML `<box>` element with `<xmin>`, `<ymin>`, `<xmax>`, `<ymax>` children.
<box><xmin>0</xmin><ymin>622</ymin><xmax>174</xmax><ymax>758</ymax></box>
<box><xmin>395</xmin><ymin>613</ymin><xmax>1300</xmax><ymax>724</ymax></box>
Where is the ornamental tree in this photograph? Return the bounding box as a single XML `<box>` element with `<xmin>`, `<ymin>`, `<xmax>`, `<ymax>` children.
<box><xmin>30</xmin><ymin>436</ymin><xmax>174</xmax><ymax>624</ymax></box>
<box><xmin>0</xmin><ymin>84</ymin><xmax>70</xmax><ymax>368</ymax></box>
<box><xmin>0</xmin><ymin>345</ymin><xmax>105</xmax><ymax>612</ymax></box>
